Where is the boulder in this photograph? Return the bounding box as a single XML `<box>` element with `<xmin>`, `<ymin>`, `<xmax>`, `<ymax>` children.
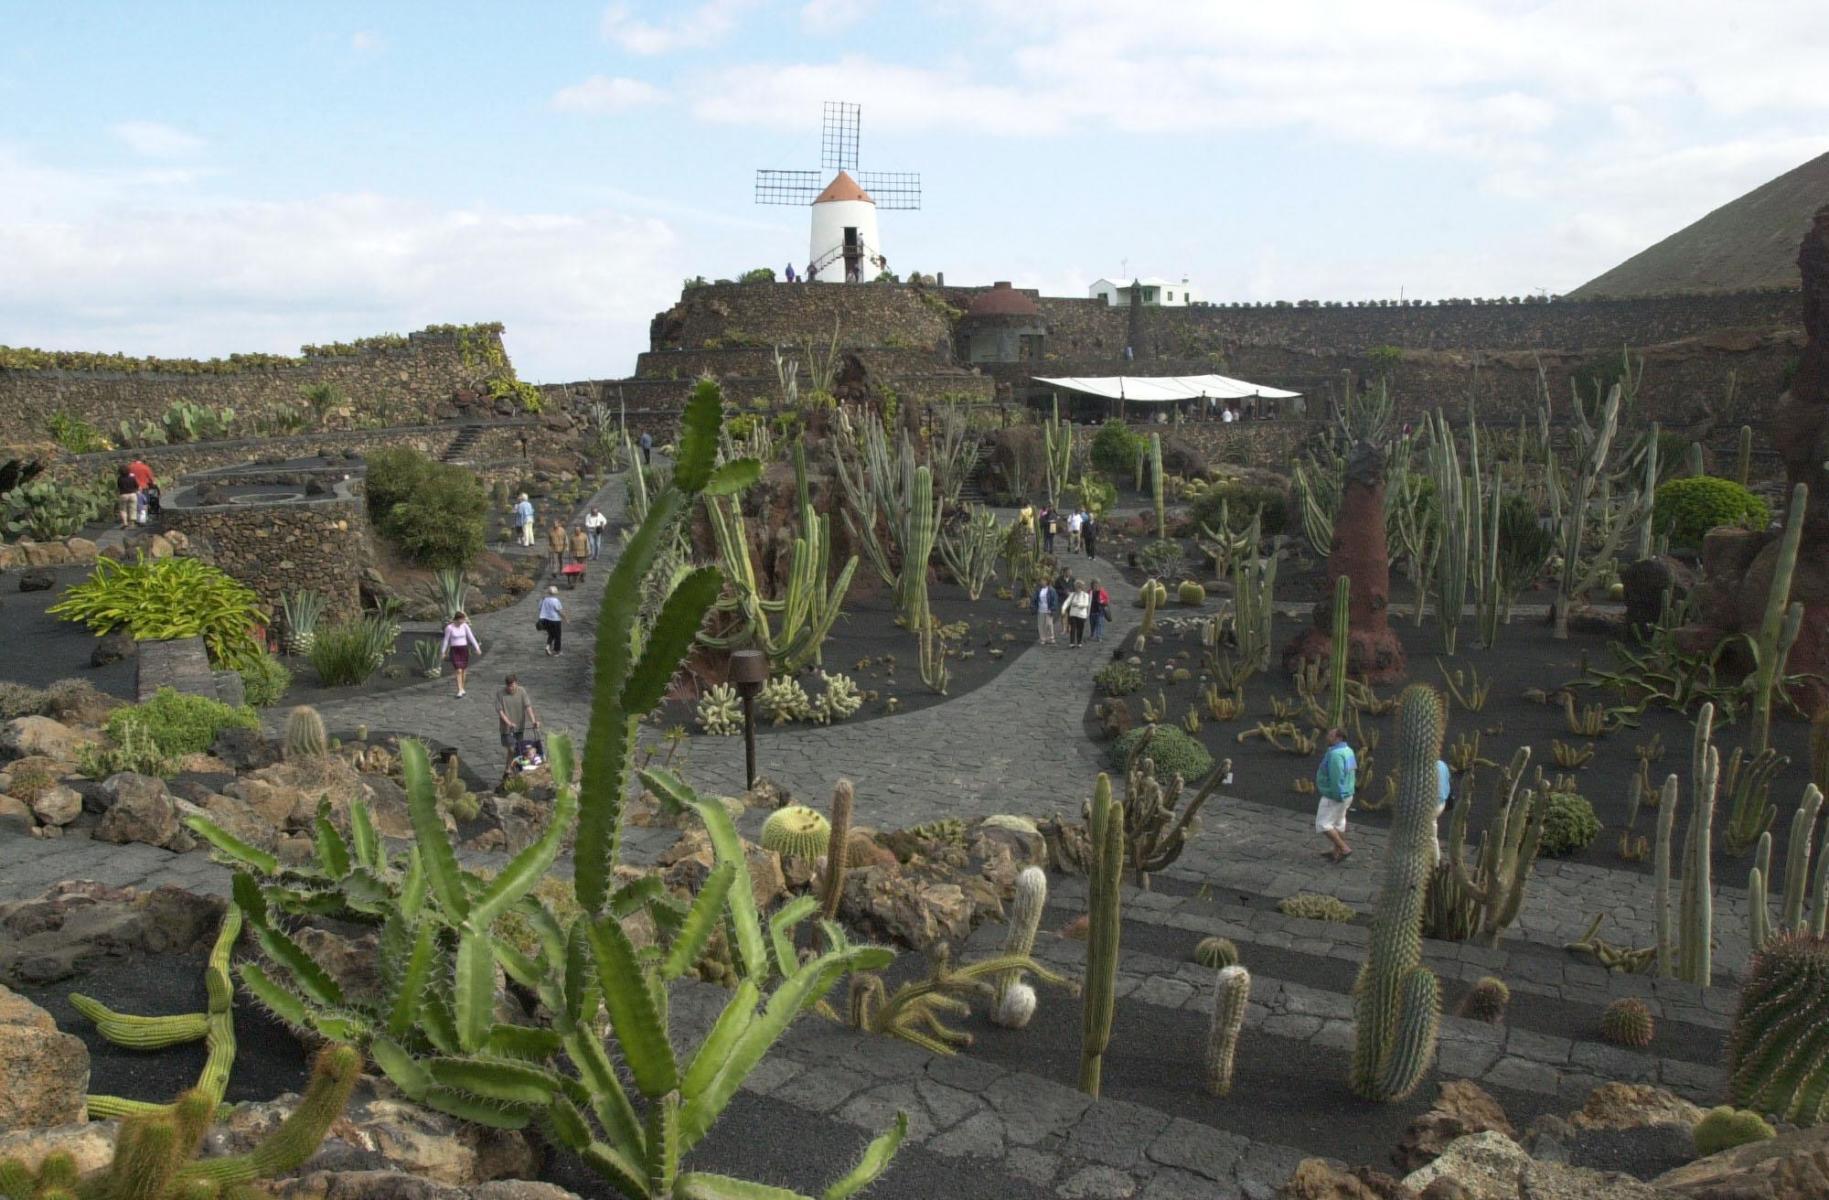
<box><xmin>1394</xmin><ymin>1081</ymin><xmax>1515</xmax><ymax>1171</ymax></box>
<box><xmin>209</xmin><ymin>726</ymin><xmax>276</xmax><ymax>772</ymax></box>
<box><xmin>2</xmin><ymin>716</ymin><xmax>98</xmax><ymax>763</ymax></box>
<box><xmin>1569</xmin><ymin>1083</ymin><xmax>1704</xmax><ymax>1132</ymax></box>
<box><xmin>1620</xmin><ymin>557</ymin><xmax>1694</xmax><ymax>637</ymax></box>
<box><xmin>18</xmin><ymin>570</ymin><xmax>54</xmax><ymax>592</ymax></box>
<box><xmin>1279</xmin><ymin>1159</ymin><xmax>1417</xmax><ymax>1198</ymax></box>
<box><xmin>269</xmin><ymin>1173</ymin><xmax>582</xmax><ymax>1200</ymax></box>
<box><xmin>18</xmin><ymin>542</ymin><xmax>71</xmax><ymax>567</ymax></box>
<box><xmin>1400</xmin><ymin>1132</ymin><xmax>1665</xmax><ymax>1200</ymax></box>
<box><xmin>0</xmin><ymin>984</ymin><xmax>90</xmax><ymax>1128</ymax></box>
<box><xmin>64</xmin><ymin>538</ymin><xmax>98</xmax><ymax>562</ymax></box>
<box><xmin>659</xmin><ymin>828</ymin><xmax>786</xmax><ymax>910</ymax></box>
<box><xmin>28</xmin><ymin>784</ymin><xmax>82</xmax><ymax>827</ymax></box>
<box><xmin>0</xmin><ymin>881</ymin><xmax>224</xmax><ymax>985</ymax></box>
<box><xmin>0</xmin><ymin>794</ymin><xmax>33</xmax><ymax>833</ymax></box>
<box><xmin>837</xmin><ymin>864</ymin><xmax>974</xmax><ymax>949</ymax></box>
<box><xmin>0</xmin><ymin>1121</ymin><xmax>116</xmax><ymax>1176</ymax></box>
<box><xmin>1652</xmin><ymin>1123</ymin><xmax>1829</xmax><ymax>1198</ymax></box>
<box><xmin>90</xmin><ymin>630</ymin><xmax>137</xmax><ymax>667</ymax></box>
<box><xmin>95</xmin><ymin>781</ymin><xmax>180</xmax><ymax>848</ymax></box>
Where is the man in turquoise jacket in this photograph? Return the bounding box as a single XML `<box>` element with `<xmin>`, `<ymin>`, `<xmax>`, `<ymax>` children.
<box><xmin>1315</xmin><ymin>727</ymin><xmax>1357</xmax><ymax>862</ymax></box>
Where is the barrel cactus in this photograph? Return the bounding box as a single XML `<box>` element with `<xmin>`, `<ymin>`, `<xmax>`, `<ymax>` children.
<box><xmin>1177</xmin><ymin>580</ymin><xmax>1207</xmax><ymax>606</ymax></box>
<box><xmin>1194</xmin><ymin>936</ymin><xmax>1239</xmax><ymax>970</ymax></box>
<box><xmin>1455</xmin><ymin>976</ymin><xmax>1510</xmax><ymax>1024</ymax></box>
<box><xmin>1727</xmin><ymin>931</ymin><xmax>1829</xmax><ymax>1122</ymax></box>
<box><xmin>283</xmin><ymin>705</ymin><xmax>328</xmax><ymax>760</ymax></box>
<box><xmin>1349</xmin><ymin>683</ymin><xmax>1445</xmax><ymax>1102</ymax></box>
<box><xmin>1692</xmin><ymin>1106</ymin><xmax>1776</xmax><ymax>1156</ymax></box>
<box><xmin>1600</xmin><ymin>997</ymin><xmax>1655</xmax><ymax>1048</ymax></box>
<box><xmin>760</xmin><ymin>804</ymin><xmax>831</xmax><ymax>860</ymax></box>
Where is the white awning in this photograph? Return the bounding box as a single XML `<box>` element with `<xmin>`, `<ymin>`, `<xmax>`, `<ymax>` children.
<box><xmin>1032</xmin><ymin>374</ymin><xmax>1302</xmax><ymax>402</ymax></box>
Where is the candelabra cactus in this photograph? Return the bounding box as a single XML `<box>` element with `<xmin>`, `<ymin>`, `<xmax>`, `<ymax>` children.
<box><xmin>1233</xmin><ymin>550</ymin><xmax>1277</xmax><ymax>675</ymax></box>
<box><xmin>1750</xmin><ymin>483</ymin><xmax>1808</xmax><ymax>758</ymax></box>
<box><xmin>1079</xmin><ymin>773</ymin><xmax>1124</xmax><ymax>1098</ymax></box>
<box><xmin>991</xmin><ymin>866</ymin><xmax>1047</xmax><ymax>1028</ymax></box>
<box><xmin>1150</xmin><ymin>433</ymin><xmax>1166</xmax><ymax>538</ymax></box>
<box><xmin>1600</xmin><ymin>997</ymin><xmax>1655</xmax><ymax>1048</ymax></box>
<box><xmin>1044</xmin><ymin>398</ymin><xmax>1073</xmax><ymax>510</ymax></box>
<box><xmin>1727</xmin><ymin>931</ymin><xmax>1829</xmax><ymax>1123</ymax></box>
<box><xmin>283</xmin><ymin>705</ymin><xmax>328</xmax><ymax>760</ymax></box>
<box><xmin>1440</xmin><ymin>747</ymin><xmax>1544</xmax><ymax>946</ymax></box>
<box><xmin>1327</xmin><ymin>574</ymin><xmax>1349</xmax><ymax>728</ymax></box>
<box><xmin>1349</xmin><ymin>683</ymin><xmax>1445</xmax><ymax>1102</ymax></box>
<box><xmin>1203</xmin><ymin>965</ymin><xmax>1251</xmax><ymax>1097</ymax></box>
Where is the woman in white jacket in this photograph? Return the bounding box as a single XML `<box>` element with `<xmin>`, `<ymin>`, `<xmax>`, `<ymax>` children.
<box><xmin>1065</xmin><ymin>581</ymin><xmax>1092</xmax><ymax>648</ymax></box>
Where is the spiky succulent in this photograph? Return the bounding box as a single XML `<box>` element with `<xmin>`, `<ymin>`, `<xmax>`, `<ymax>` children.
<box><xmin>1727</xmin><ymin>931</ymin><xmax>1829</xmax><ymax>1122</ymax></box>
<box><xmin>696</xmin><ymin>682</ymin><xmax>742</xmax><ymax>736</ymax></box>
<box><xmin>1204</xmin><ymin>965</ymin><xmax>1250</xmax><ymax>1097</ymax></box>
<box><xmin>761</xmin><ymin>804</ymin><xmax>832</xmax><ymax>860</ymax></box>
<box><xmin>1692</xmin><ymin>1106</ymin><xmax>1776</xmax><ymax>1157</ymax></box>
<box><xmin>1277</xmin><ymin>892</ymin><xmax>1356</xmax><ymax>923</ymax></box>
<box><xmin>283</xmin><ymin>705</ymin><xmax>328</xmax><ymax>760</ymax></box>
<box><xmin>812</xmin><ymin>673</ymin><xmax>864</xmax><ymax>724</ymax></box>
<box><xmin>1456</xmin><ymin>976</ymin><xmax>1511</xmax><ymax>1024</ymax></box>
<box><xmin>1177</xmin><ymin>580</ymin><xmax>1207</xmax><ymax>606</ymax></box>
<box><xmin>758</xmin><ymin>676</ymin><xmax>813</xmax><ymax>725</ymax></box>
<box><xmin>1600</xmin><ymin>997</ymin><xmax>1655</xmax><ymax>1048</ymax></box>
<box><xmin>1193</xmin><ymin>936</ymin><xmax>1240</xmax><ymax>970</ymax></box>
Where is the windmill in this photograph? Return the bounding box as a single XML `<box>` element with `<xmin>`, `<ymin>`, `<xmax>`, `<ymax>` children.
<box><xmin>755</xmin><ymin>101</ymin><xmax>921</xmax><ymax>283</ymax></box>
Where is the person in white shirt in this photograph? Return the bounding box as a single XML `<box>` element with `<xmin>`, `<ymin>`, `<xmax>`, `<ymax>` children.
<box><xmin>1066</xmin><ymin>509</ymin><xmax>1083</xmax><ymax>553</ymax></box>
<box><xmin>583</xmin><ymin>505</ymin><xmax>608</xmax><ymax>559</ymax></box>
<box><xmin>537</xmin><ymin>586</ymin><xmax>564</xmax><ymax>655</ymax></box>
<box><xmin>1033</xmin><ymin>581</ymin><xmax>1057</xmax><ymax>645</ymax></box>
<box><xmin>1065</xmin><ymin>582</ymin><xmax>1092</xmax><ymax>648</ymax></box>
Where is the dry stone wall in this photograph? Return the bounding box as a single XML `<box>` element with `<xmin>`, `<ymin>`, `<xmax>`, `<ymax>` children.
<box><xmin>158</xmin><ymin>480</ymin><xmax>367</xmax><ymax>621</ymax></box>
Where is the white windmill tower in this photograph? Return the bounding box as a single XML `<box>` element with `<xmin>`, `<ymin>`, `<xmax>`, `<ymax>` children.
<box><xmin>755</xmin><ymin>102</ymin><xmax>921</xmax><ymax>283</ymax></box>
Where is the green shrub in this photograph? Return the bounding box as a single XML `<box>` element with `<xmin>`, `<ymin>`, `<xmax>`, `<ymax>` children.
<box><xmin>738</xmin><ymin>266</ymin><xmax>776</xmax><ymax>283</ymax></box>
<box><xmin>309</xmin><ymin>615</ymin><xmax>395</xmax><ymax>687</ymax></box>
<box><xmin>78</xmin><ymin>721</ymin><xmax>177</xmax><ymax>778</ymax></box>
<box><xmin>1277</xmin><ymin>892</ymin><xmax>1356</xmax><ymax>922</ymax></box>
<box><xmin>1065</xmin><ymin>476</ymin><xmax>1117</xmax><ymax>516</ymax></box>
<box><xmin>1190</xmin><ymin>481</ymin><xmax>1288</xmax><ymax>536</ymax></box>
<box><xmin>1109</xmin><ymin>726</ymin><xmax>1214</xmax><ymax>785</ymax></box>
<box><xmin>106</xmin><ymin>687</ymin><xmax>257</xmax><ymax>757</ymax></box>
<box><xmin>1692</xmin><ymin>1107</ymin><xmax>1775</xmax><ymax>1156</ymax></box>
<box><xmin>364</xmin><ymin>447</ymin><xmax>487</xmax><ymax>568</ymax></box>
<box><xmin>238</xmin><ymin>653</ymin><xmax>293</xmax><ymax>707</ymax></box>
<box><xmin>50</xmin><ymin>555</ymin><xmax>266</xmax><ymax>668</ymax></box>
<box><xmin>1095</xmin><ymin>661</ymin><xmax>1142</xmax><ymax>696</ymax></box>
<box><xmin>1540</xmin><ymin>789</ymin><xmax>1601</xmax><ymax>856</ymax></box>
<box><xmin>1089</xmin><ymin>420</ymin><xmax>1145</xmax><ymax>480</ymax></box>
<box><xmin>1653</xmin><ymin>476</ymin><xmax>1770</xmax><ymax>547</ymax></box>
<box><xmin>1137</xmin><ymin>539</ymin><xmax>1183</xmax><ymax>577</ymax></box>
<box><xmin>47</xmin><ymin>412</ymin><xmax>110</xmax><ymax>453</ymax></box>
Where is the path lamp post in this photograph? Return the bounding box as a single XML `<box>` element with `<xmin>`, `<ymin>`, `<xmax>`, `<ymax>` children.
<box><xmin>730</xmin><ymin>649</ymin><xmax>769</xmax><ymax>790</ymax></box>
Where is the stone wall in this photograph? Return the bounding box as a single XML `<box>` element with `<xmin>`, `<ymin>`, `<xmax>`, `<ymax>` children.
<box><xmin>657</xmin><ymin>282</ymin><xmax>956</xmax><ymax>352</ymax></box>
<box><xmin>0</xmin><ymin>326</ymin><xmax>511</xmax><ymax>450</ymax></box>
<box><xmin>157</xmin><ymin>480</ymin><xmax>368</xmax><ymax>621</ymax></box>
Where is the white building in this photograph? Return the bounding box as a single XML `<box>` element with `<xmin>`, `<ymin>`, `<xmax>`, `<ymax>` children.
<box><xmin>1089</xmin><ymin>277</ymin><xmax>1200</xmax><ymax>307</ymax></box>
<box><xmin>808</xmin><ymin>171</ymin><xmax>884</xmax><ymax>284</ymax></box>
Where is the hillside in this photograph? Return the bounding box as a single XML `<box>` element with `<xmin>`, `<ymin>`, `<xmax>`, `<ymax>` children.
<box><xmin>1568</xmin><ymin>150</ymin><xmax>1829</xmax><ymax>298</ymax></box>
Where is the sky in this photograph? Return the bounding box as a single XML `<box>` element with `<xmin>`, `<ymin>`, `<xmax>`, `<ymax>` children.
<box><xmin>2</xmin><ymin>1</ymin><xmax>1826</xmax><ymax>382</ymax></box>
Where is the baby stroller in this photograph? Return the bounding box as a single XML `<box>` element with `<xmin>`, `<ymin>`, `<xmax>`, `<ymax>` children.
<box><xmin>512</xmin><ymin>735</ymin><xmax>547</xmax><ymax>773</ymax></box>
<box><xmin>142</xmin><ymin>483</ymin><xmax>163</xmax><ymax>521</ymax></box>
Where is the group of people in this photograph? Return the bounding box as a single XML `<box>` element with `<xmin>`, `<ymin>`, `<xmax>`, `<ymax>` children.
<box><xmin>1031</xmin><ymin>576</ymin><xmax>1110</xmax><ymax>648</ymax></box>
<box><xmin>113</xmin><ymin>458</ymin><xmax>159</xmax><ymax>529</ymax></box>
<box><xmin>436</xmin><ymin>607</ymin><xmax>549</xmax><ymax>777</ymax></box>
<box><xmin>1312</xmin><ymin>727</ymin><xmax>1454</xmax><ymax>863</ymax></box>
<box><xmin>545</xmin><ymin>506</ymin><xmax>609</xmax><ymax>575</ymax></box>
<box><xmin>1019</xmin><ymin>503</ymin><xmax>1099</xmax><ymax>560</ymax></box>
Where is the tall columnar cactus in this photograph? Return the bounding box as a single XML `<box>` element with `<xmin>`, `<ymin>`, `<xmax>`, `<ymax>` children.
<box><xmin>1140</xmin><ymin>578</ymin><xmax>1166</xmax><ymax>638</ymax></box>
<box><xmin>1726</xmin><ymin>931</ymin><xmax>1829</xmax><ymax>1124</ymax></box>
<box><xmin>1079</xmin><ymin>774</ymin><xmax>1124</xmax><ymax>1098</ymax></box>
<box><xmin>1150</xmin><ymin>432</ymin><xmax>1166</xmax><ymax>539</ymax></box>
<box><xmin>1750</xmin><ymin>784</ymin><xmax>1829</xmax><ymax>951</ymax></box>
<box><xmin>1751</xmin><ymin>483</ymin><xmax>1809</xmax><ymax>758</ymax></box>
<box><xmin>283</xmin><ymin>705</ymin><xmax>328</xmax><ymax>760</ymax></box>
<box><xmin>918</xmin><ymin>610</ymin><xmax>949</xmax><ymax>695</ymax></box>
<box><xmin>1736</xmin><ymin>424</ymin><xmax>1754</xmax><ymax>487</ymax></box>
<box><xmin>1542</xmin><ymin>360</ymin><xmax>1644</xmax><ymax>639</ymax></box>
<box><xmin>1635</xmin><ymin>422</ymin><xmax>1661</xmax><ymax>561</ymax></box>
<box><xmin>1349</xmin><ymin>684</ymin><xmax>1445</xmax><ymax>1102</ymax></box>
<box><xmin>1441</xmin><ymin>747</ymin><xmax>1545</xmax><ymax>946</ymax></box>
<box><xmin>895</xmin><ymin>465</ymin><xmax>941</xmax><ymax>630</ymax></box>
<box><xmin>992</xmin><ymin>866</ymin><xmax>1047</xmax><ymax>1028</ymax></box>
<box><xmin>1203</xmin><ymin>965</ymin><xmax>1251</xmax><ymax>1097</ymax></box>
<box><xmin>1327</xmin><ymin>574</ymin><xmax>1350</xmax><ymax>729</ymax></box>
<box><xmin>1653</xmin><ymin>704</ymin><xmax>1721</xmax><ymax>984</ymax></box>
<box><xmin>1232</xmin><ymin>549</ymin><xmax>1278</xmax><ymax>676</ymax></box>
<box><xmin>1043</xmin><ymin>398</ymin><xmax>1073</xmax><ymax>510</ymax></box>
<box><xmin>819</xmin><ymin>779</ymin><xmax>854</xmax><ymax>922</ymax></box>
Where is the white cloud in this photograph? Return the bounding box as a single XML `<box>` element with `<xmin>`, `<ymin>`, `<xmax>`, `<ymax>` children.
<box><xmin>551</xmin><ymin>75</ymin><xmax>665</xmax><ymax>115</ymax></box>
<box><xmin>800</xmin><ymin>0</ymin><xmax>871</xmax><ymax>33</ymax></box>
<box><xmin>599</xmin><ymin>0</ymin><xmax>756</xmax><ymax>55</ymax></box>
<box><xmin>111</xmin><ymin>121</ymin><xmax>205</xmax><ymax>159</ymax></box>
<box><xmin>350</xmin><ymin>30</ymin><xmax>384</xmax><ymax>54</ymax></box>
<box><xmin>0</xmin><ymin>145</ymin><xmax>678</xmax><ymax>381</ymax></box>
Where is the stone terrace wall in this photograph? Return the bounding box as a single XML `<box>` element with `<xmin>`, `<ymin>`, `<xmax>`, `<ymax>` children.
<box><xmin>159</xmin><ymin>480</ymin><xmax>367</xmax><ymax>622</ymax></box>
<box><xmin>0</xmin><ymin>326</ymin><xmax>508</xmax><ymax>449</ymax></box>
<box><xmin>659</xmin><ymin>282</ymin><xmax>955</xmax><ymax>352</ymax></box>
<box><xmin>633</xmin><ymin>345</ymin><xmax>952</xmax><ymax>381</ymax></box>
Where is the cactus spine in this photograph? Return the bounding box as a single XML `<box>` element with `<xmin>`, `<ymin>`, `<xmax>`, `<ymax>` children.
<box><xmin>1150</xmin><ymin>433</ymin><xmax>1166</xmax><ymax>539</ymax></box>
<box><xmin>1327</xmin><ymin>574</ymin><xmax>1350</xmax><ymax>729</ymax></box>
<box><xmin>1726</xmin><ymin>931</ymin><xmax>1829</xmax><ymax>1123</ymax></box>
<box><xmin>1751</xmin><ymin>483</ymin><xmax>1808</xmax><ymax>758</ymax></box>
<box><xmin>1736</xmin><ymin>424</ymin><xmax>1753</xmax><ymax>486</ymax></box>
<box><xmin>1203</xmin><ymin>965</ymin><xmax>1251</xmax><ymax>1097</ymax></box>
<box><xmin>1079</xmin><ymin>773</ymin><xmax>1123</xmax><ymax>1097</ymax></box>
<box><xmin>1349</xmin><ymin>684</ymin><xmax>1445</xmax><ymax>1102</ymax></box>
<box><xmin>818</xmin><ymin>779</ymin><xmax>854</xmax><ymax>921</ymax></box>
<box><xmin>283</xmin><ymin>706</ymin><xmax>328</xmax><ymax>760</ymax></box>
<box><xmin>992</xmin><ymin>866</ymin><xmax>1047</xmax><ymax>1028</ymax></box>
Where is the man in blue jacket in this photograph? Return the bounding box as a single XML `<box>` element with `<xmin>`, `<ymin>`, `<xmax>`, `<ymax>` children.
<box><xmin>1314</xmin><ymin>727</ymin><xmax>1357</xmax><ymax>862</ymax></box>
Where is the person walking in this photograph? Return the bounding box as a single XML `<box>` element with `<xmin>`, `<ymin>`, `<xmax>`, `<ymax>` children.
<box><xmin>638</xmin><ymin>430</ymin><xmax>653</xmax><ymax>465</ymax></box>
<box><xmin>115</xmin><ymin>465</ymin><xmax>140</xmax><ymax>530</ymax></box>
<box><xmin>583</xmin><ymin>505</ymin><xmax>608</xmax><ymax>558</ymax></box>
<box><xmin>1089</xmin><ymin>578</ymin><xmax>1108</xmax><ymax>642</ymax></box>
<box><xmin>1032</xmin><ymin>578</ymin><xmax>1057</xmax><ymax>645</ymax></box>
<box><xmin>547</xmin><ymin>519</ymin><xmax>567</xmax><ymax>574</ymax></box>
<box><xmin>537</xmin><ymin>586</ymin><xmax>564</xmax><ymax>655</ymax></box>
<box><xmin>513</xmin><ymin>493</ymin><xmax>535</xmax><ymax>546</ymax></box>
<box><xmin>128</xmin><ymin>457</ymin><xmax>155</xmax><ymax>525</ymax></box>
<box><xmin>1434</xmin><ymin>756</ymin><xmax>1453</xmax><ymax>859</ymax></box>
<box><xmin>497</xmin><ymin>675</ymin><xmax>538</xmax><ymax>779</ymax></box>
<box><xmin>1041</xmin><ymin>506</ymin><xmax>1057</xmax><ymax>555</ymax></box>
<box><xmin>1082</xmin><ymin>512</ymin><xmax>1098</xmax><ymax>560</ymax></box>
<box><xmin>1052</xmin><ymin>568</ymin><xmax>1072</xmax><ymax>639</ymax></box>
<box><xmin>439</xmin><ymin>610</ymin><xmax>482</xmax><ymax>698</ymax></box>
<box><xmin>1067</xmin><ymin>508</ymin><xmax>1083</xmax><ymax>554</ymax></box>
<box><xmin>1066</xmin><ymin>581</ymin><xmax>1092</xmax><ymax>647</ymax></box>
<box><xmin>1314</xmin><ymin>727</ymin><xmax>1358</xmax><ymax>862</ymax></box>
<box><xmin>568</xmin><ymin>524</ymin><xmax>589</xmax><ymax>568</ymax></box>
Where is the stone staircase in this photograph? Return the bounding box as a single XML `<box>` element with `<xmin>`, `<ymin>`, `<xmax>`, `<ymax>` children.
<box><xmin>439</xmin><ymin>424</ymin><xmax>485</xmax><ymax>464</ymax></box>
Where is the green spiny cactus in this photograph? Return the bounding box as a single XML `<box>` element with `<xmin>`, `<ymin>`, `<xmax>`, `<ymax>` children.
<box><xmin>818</xmin><ymin>779</ymin><xmax>855</xmax><ymax>922</ymax></box>
<box><xmin>760</xmin><ymin>804</ymin><xmax>831</xmax><ymax>860</ymax></box>
<box><xmin>282</xmin><ymin>705</ymin><xmax>327</xmax><ymax>760</ymax></box>
<box><xmin>756</xmin><ymin>676</ymin><xmax>813</xmax><ymax>725</ymax></box>
<box><xmin>1079</xmin><ymin>773</ymin><xmax>1123</xmax><ymax>1098</ymax></box>
<box><xmin>1455</xmin><ymin>976</ymin><xmax>1510</xmax><ymax>1024</ymax></box>
<box><xmin>1150</xmin><ymin>433</ymin><xmax>1165</xmax><ymax>538</ymax></box>
<box><xmin>1349</xmin><ymin>683</ymin><xmax>1445</xmax><ymax>1102</ymax></box>
<box><xmin>992</xmin><ymin>866</ymin><xmax>1047</xmax><ymax>1028</ymax></box>
<box><xmin>918</xmin><ymin>612</ymin><xmax>949</xmax><ymax>695</ymax></box>
<box><xmin>1044</xmin><ymin>398</ymin><xmax>1073</xmax><ymax>510</ymax></box>
<box><xmin>1599</xmin><ymin>997</ymin><xmax>1655</xmax><ymax>1048</ymax></box>
<box><xmin>1277</xmin><ymin>892</ymin><xmax>1357</xmax><ymax>922</ymax></box>
<box><xmin>1327</xmin><ymin>574</ymin><xmax>1350</xmax><ymax>729</ymax></box>
<box><xmin>177</xmin><ymin>1043</ymin><xmax>362</xmax><ymax>1188</ymax></box>
<box><xmin>1727</xmin><ymin>931</ymin><xmax>1829</xmax><ymax>1123</ymax></box>
<box><xmin>1441</xmin><ymin>747</ymin><xmax>1544</xmax><ymax>946</ymax></box>
<box><xmin>1736</xmin><ymin>425</ymin><xmax>1754</xmax><ymax>487</ymax></box>
<box><xmin>1203</xmin><ymin>964</ymin><xmax>1250</xmax><ymax>1097</ymax></box>
<box><xmin>1232</xmin><ymin>549</ymin><xmax>1278</xmax><ymax>675</ymax></box>
<box><xmin>1693</xmin><ymin>1106</ymin><xmax>1775</xmax><ymax>1156</ymax></box>
<box><xmin>1177</xmin><ymin>580</ymin><xmax>1206</xmax><ymax>606</ymax></box>
<box><xmin>1751</xmin><ymin>483</ymin><xmax>1808</xmax><ymax>758</ymax></box>
<box><xmin>850</xmin><ymin>944</ymin><xmax>1067</xmax><ymax>1056</ymax></box>
<box><xmin>1677</xmin><ymin>704</ymin><xmax>1721</xmax><ymax>985</ymax></box>
<box><xmin>1140</xmin><ymin>579</ymin><xmax>1166</xmax><ymax>637</ymax></box>
<box><xmin>67</xmin><ymin>996</ymin><xmax>208</xmax><ymax>1049</ymax></box>
<box><xmin>696</xmin><ymin>682</ymin><xmax>742</xmax><ymax>736</ymax></box>
<box><xmin>1193</xmin><ymin>937</ymin><xmax>1239</xmax><ymax>970</ymax></box>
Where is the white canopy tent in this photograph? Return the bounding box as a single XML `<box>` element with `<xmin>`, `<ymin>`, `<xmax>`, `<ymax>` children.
<box><xmin>1032</xmin><ymin>373</ymin><xmax>1302</xmax><ymax>402</ymax></box>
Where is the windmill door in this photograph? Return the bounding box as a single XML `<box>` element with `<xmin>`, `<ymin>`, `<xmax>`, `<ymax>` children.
<box><xmin>843</xmin><ymin>227</ymin><xmax>860</xmax><ymax>281</ymax></box>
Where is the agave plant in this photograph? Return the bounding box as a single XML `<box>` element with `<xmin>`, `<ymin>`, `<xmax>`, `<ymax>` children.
<box><xmin>279</xmin><ymin>589</ymin><xmax>328</xmax><ymax>656</ymax></box>
<box><xmin>419</xmin><ymin>568</ymin><xmax>471</xmax><ymax>622</ymax></box>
